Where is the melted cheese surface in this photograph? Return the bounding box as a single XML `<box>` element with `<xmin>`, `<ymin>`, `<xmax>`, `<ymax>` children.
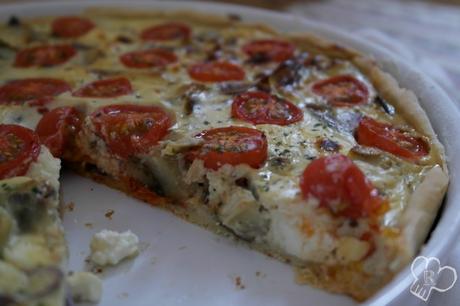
<box><xmin>0</xmin><ymin>12</ymin><xmax>442</xmax><ymax>279</ymax></box>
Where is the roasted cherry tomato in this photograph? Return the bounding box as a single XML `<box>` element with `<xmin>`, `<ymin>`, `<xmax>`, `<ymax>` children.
<box><xmin>120</xmin><ymin>49</ymin><xmax>177</xmax><ymax>69</ymax></box>
<box><xmin>231</xmin><ymin>91</ymin><xmax>303</xmax><ymax>125</ymax></box>
<box><xmin>0</xmin><ymin>124</ymin><xmax>41</xmax><ymax>180</ymax></box>
<box><xmin>140</xmin><ymin>22</ymin><xmax>191</xmax><ymax>41</ymax></box>
<box><xmin>52</xmin><ymin>16</ymin><xmax>95</xmax><ymax>38</ymax></box>
<box><xmin>35</xmin><ymin>107</ymin><xmax>82</xmax><ymax>158</ymax></box>
<box><xmin>186</xmin><ymin>126</ymin><xmax>267</xmax><ymax>170</ymax></box>
<box><xmin>14</xmin><ymin>45</ymin><xmax>77</xmax><ymax>67</ymax></box>
<box><xmin>242</xmin><ymin>39</ymin><xmax>295</xmax><ymax>63</ymax></box>
<box><xmin>356</xmin><ymin>116</ymin><xmax>429</xmax><ymax>161</ymax></box>
<box><xmin>91</xmin><ymin>104</ymin><xmax>173</xmax><ymax>159</ymax></box>
<box><xmin>188</xmin><ymin>61</ymin><xmax>245</xmax><ymax>82</ymax></box>
<box><xmin>0</xmin><ymin>78</ymin><xmax>71</xmax><ymax>106</ymax></box>
<box><xmin>311</xmin><ymin>75</ymin><xmax>369</xmax><ymax>107</ymax></box>
<box><xmin>72</xmin><ymin>77</ymin><xmax>133</xmax><ymax>98</ymax></box>
<box><xmin>300</xmin><ymin>154</ymin><xmax>383</xmax><ymax>219</ymax></box>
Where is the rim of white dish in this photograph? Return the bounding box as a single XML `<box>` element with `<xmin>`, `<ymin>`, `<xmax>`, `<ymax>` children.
<box><xmin>0</xmin><ymin>1</ymin><xmax>459</xmax><ymax>305</ymax></box>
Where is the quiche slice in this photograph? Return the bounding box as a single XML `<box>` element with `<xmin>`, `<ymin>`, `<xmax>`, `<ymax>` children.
<box><xmin>0</xmin><ymin>8</ymin><xmax>449</xmax><ymax>303</ymax></box>
<box><xmin>0</xmin><ymin>124</ymin><xmax>65</xmax><ymax>306</ymax></box>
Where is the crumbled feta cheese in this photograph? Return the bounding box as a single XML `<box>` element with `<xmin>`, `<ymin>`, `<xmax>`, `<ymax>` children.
<box><xmin>4</xmin><ymin>235</ymin><xmax>54</xmax><ymax>269</ymax></box>
<box><xmin>90</xmin><ymin>230</ymin><xmax>139</xmax><ymax>266</ymax></box>
<box><xmin>67</xmin><ymin>272</ymin><xmax>102</xmax><ymax>304</ymax></box>
<box><xmin>26</xmin><ymin>145</ymin><xmax>61</xmax><ymax>192</ymax></box>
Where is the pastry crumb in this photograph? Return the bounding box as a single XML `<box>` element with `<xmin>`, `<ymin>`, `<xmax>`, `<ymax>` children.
<box><xmin>104</xmin><ymin>209</ymin><xmax>115</xmax><ymax>220</ymax></box>
<box><xmin>234</xmin><ymin>276</ymin><xmax>245</xmax><ymax>290</ymax></box>
<box><xmin>90</xmin><ymin>266</ymin><xmax>104</xmax><ymax>274</ymax></box>
<box><xmin>65</xmin><ymin>201</ymin><xmax>75</xmax><ymax>212</ymax></box>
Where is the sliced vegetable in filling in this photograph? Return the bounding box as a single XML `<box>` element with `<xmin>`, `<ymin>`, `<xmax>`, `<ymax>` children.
<box><xmin>91</xmin><ymin>104</ymin><xmax>173</xmax><ymax>159</ymax></box>
<box><xmin>312</xmin><ymin>75</ymin><xmax>369</xmax><ymax>107</ymax></box>
<box><xmin>72</xmin><ymin>77</ymin><xmax>133</xmax><ymax>98</ymax></box>
<box><xmin>51</xmin><ymin>16</ymin><xmax>95</xmax><ymax>38</ymax></box>
<box><xmin>0</xmin><ymin>124</ymin><xmax>41</xmax><ymax>179</ymax></box>
<box><xmin>356</xmin><ymin>116</ymin><xmax>429</xmax><ymax>161</ymax></box>
<box><xmin>231</xmin><ymin>91</ymin><xmax>303</xmax><ymax>125</ymax></box>
<box><xmin>188</xmin><ymin>61</ymin><xmax>245</xmax><ymax>82</ymax></box>
<box><xmin>36</xmin><ymin>107</ymin><xmax>82</xmax><ymax>158</ymax></box>
<box><xmin>0</xmin><ymin>78</ymin><xmax>71</xmax><ymax>106</ymax></box>
<box><xmin>140</xmin><ymin>22</ymin><xmax>191</xmax><ymax>41</ymax></box>
<box><xmin>185</xmin><ymin>126</ymin><xmax>268</xmax><ymax>170</ymax></box>
<box><xmin>14</xmin><ymin>45</ymin><xmax>77</xmax><ymax>67</ymax></box>
<box><xmin>300</xmin><ymin>154</ymin><xmax>385</xmax><ymax>219</ymax></box>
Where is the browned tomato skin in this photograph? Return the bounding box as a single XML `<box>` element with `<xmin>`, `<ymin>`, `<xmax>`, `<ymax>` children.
<box><xmin>120</xmin><ymin>49</ymin><xmax>177</xmax><ymax>69</ymax></box>
<box><xmin>242</xmin><ymin>39</ymin><xmax>295</xmax><ymax>63</ymax></box>
<box><xmin>231</xmin><ymin>91</ymin><xmax>303</xmax><ymax>126</ymax></box>
<box><xmin>356</xmin><ymin>116</ymin><xmax>430</xmax><ymax>161</ymax></box>
<box><xmin>14</xmin><ymin>45</ymin><xmax>77</xmax><ymax>67</ymax></box>
<box><xmin>312</xmin><ymin>75</ymin><xmax>369</xmax><ymax>107</ymax></box>
<box><xmin>52</xmin><ymin>16</ymin><xmax>95</xmax><ymax>38</ymax></box>
<box><xmin>36</xmin><ymin>107</ymin><xmax>82</xmax><ymax>158</ymax></box>
<box><xmin>0</xmin><ymin>124</ymin><xmax>41</xmax><ymax>180</ymax></box>
<box><xmin>0</xmin><ymin>78</ymin><xmax>71</xmax><ymax>106</ymax></box>
<box><xmin>72</xmin><ymin>77</ymin><xmax>133</xmax><ymax>98</ymax></box>
<box><xmin>91</xmin><ymin>104</ymin><xmax>173</xmax><ymax>159</ymax></box>
<box><xmin>140</xmin><ymin>22</ymin><xmax>191</xmax><ymax>41</ymax></box>
<box><xmin>300</xmin><ymin>154</ymin><xmax>384</xmax><ymax>219</ymax></box>
<box><xmin>188</xmin><ymin>61</ymin><xmax>245</xmax><ymax>83</ymax></box>
<box><xmin>186</xmin><ymin>126</ymin><xmax>268</xmax><ymax>170</ymax></box>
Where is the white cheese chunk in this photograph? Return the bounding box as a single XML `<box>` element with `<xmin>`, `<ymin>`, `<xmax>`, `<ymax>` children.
<box><xmin>4</xmin><ymin>235</ymin><xmax>54</xmax><ymax>269</ymax></box>
<box><xmin>26</xmin><ymin>145</ymin><xmax>61</xmax><ymax>192</ymax></box>
<box><xmin>90</xmin><ymin>230</ymin><xmax>139</xmax><ymax>266</ymax></box>
<box><xmin>67</xmin><ymin>272</ymin><xmax>102</xmax><ymax>304</ymax></box>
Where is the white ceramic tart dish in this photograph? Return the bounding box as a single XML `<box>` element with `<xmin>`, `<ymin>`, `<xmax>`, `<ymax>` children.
<box><xmin>0</xmin><ymin>2</ymin><xmax>459</xmax><ymax>306</ymax></box>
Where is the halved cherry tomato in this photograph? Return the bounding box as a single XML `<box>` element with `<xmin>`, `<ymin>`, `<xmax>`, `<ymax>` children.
<box><xmin>300</xmin><ymin>154</ymin><xmax>383</xmax><ymax>219</ymax></box>
<box><xmin>91</xmin><ymin>104</ymin><xmax>173</xmax><ymax>159</ymax></box>
<box><xmin>52</xmin><ymin>16</ymin><xmax>95</xmax><ymax>38</ymax></box>
<box><xmin>356</xmin><ymin>116</ymin><xmax>429</xmax><ymax>161</ymax></box>
<box><xmin>186</xmin><ymin>126</ymin><xmax>267</xmax><ymax>170</ymax></box>
<box><xmin>120</xmin><ymin>49</ymin><xmax>177</xmax><ymax>69</ymax></box>
<box><xmin>0</xmin><ymin>124</ymin><xmax>41</xmax><ymax>180</ymax></box>
<box><xmin>35</xmin><ymin>107</ymin><xmax>82</xmax><ymax>158</ymax></box>
<box><xmin>311</xmin><ymin>75</ymin><xmax>369</xmax><ymax>107</ymax></box>
<box><xmin>140</xmin><ymin>22</ymin><xmax>191</xmax><ymax>41</ymax></box>
<box><xmin>242</xmin><ymin>39</ymin><xmax>295</xmax><ymax>63</ymax></box>
<box><xmin>14</xmin><ymin>45</ymin><xmax>77</xmax><ymax>67</ymax></box>
<box><xmin>72</xmin><ymin>77</ymin><xmax>133</xmax><ymax>98</ymax></box>
<box><xmin>188</xmin><ymin>61</ymin><xmax>245</xmax><ymax>82</ymax></box>
<box><xmin>0</xmin><ymin>78</ymin><xmax>71</xmax><ymax>106</ymax></box>
<box><xmin>231</xmin><ymin>91</ymin><xmax>303</xmax><ymax>125</ymax></box>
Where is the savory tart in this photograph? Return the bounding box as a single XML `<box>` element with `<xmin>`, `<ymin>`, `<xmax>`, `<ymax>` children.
<box><xmin>0</xmin><ymin>8</ymin><xmax>448</xmax><ymax>304</ymax></box>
